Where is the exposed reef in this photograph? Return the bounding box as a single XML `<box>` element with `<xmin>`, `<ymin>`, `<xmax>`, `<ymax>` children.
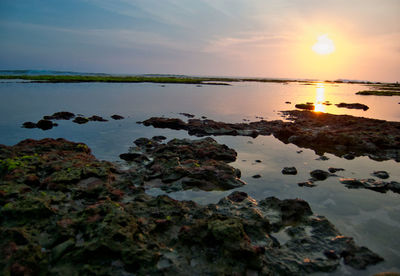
<box><xmin>357</xmin><ymin>84</ymin><xmax>400</xmax><ymax>96</ymax></box>
<box><xmin>335</xmin><ymin>103</ymin><xmax>369</xmax><ymax>111</ymax></box>
<box><xmin>119</xmin><ymin>136</ymin><xmax>245</xmax><ymax>192</ymax></box>
<box><xmin>22</xmin><ymin>111</ymin><xmax>123</xmax><ymax>130</ymax></box>
<box><xmin>140</xmin><ymin>110</ymin><xmax>400</xmax><ymax>162</ymax></box>
<box><xmin>0</xmin><ymin>138</ymin><xmax>383</xmax><ymax>275</ymax></box>
<box><xmin>340</xmin><ymin>178</ymin><xmax>400</xmax><ymax>194</ymax></box>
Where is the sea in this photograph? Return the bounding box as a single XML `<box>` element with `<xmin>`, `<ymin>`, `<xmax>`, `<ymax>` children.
<box><xmin>1</xmin><ymin>71</ymin><xmax>399</xmax><ymax>275</ymax></box>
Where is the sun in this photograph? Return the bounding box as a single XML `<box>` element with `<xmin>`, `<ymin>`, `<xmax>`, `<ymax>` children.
<box><xmin>312</xmin><ymin>34</ymin><xmax>335</xmax><ymax>55</ymax></box>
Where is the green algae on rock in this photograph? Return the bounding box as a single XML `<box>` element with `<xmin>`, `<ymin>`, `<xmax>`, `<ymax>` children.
<box><xmin>0</xmin><ymin>138</ymin><xmax>384</xmax><ymax>274</ymax></box>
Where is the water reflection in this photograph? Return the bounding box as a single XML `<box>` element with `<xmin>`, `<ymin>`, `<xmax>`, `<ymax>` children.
<box><xmin>314</xmin><ymin>83</ymin><xmax>326</xmax><ymax>112</ymax></box>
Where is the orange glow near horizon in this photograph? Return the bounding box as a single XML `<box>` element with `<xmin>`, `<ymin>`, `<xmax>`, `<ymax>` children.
<box><xmin>290</xmin><ymin>26</ymin><xmax>357</xmax><ymax>81</ymax></box>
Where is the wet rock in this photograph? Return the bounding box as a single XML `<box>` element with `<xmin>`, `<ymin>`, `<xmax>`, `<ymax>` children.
<box><xmin>336</xmin><ymin>103</ymin><xmax>369</xmax><ymax>111</ymax></box>
<box><xmin>310</xmin><ymin>169</ymin><xmax>330</xmax><ymax>181</ymax></box>
<box><xmin>341</xmin><ymin>245</ymin><xmax>383</xmax><ymax>269</ymax></box>
<box><xmin>282</xmin><ymin>167</ymin><xmax>297</xmax><ymax>175</ymax></box>
<box><xmin>252</xmin><ymin>174</ymin><xmax>261</xmax><ymax>179</ymax></box>
<box><xmin>295</xmin><ymin>103</ymin><xmax>315</xmax><ymax>110</ymax></box>
<box><xmin>88</xmin><ymin>115</ymin><xmax>108</xmax><ymax>122</ymax></box>
<box><xmin>328</xmin><ymin>167</ymin><xmax>345</xmax><ymax>173</ymax></box>
<box><xmin>255</xmin><ymin>160</ymin><xmax>262</xmax><ymax>163</ymax></box>
<box><xmin>120</xmin><ymin>137</ymin><xmax>244</xmax><ymax>192</ymax></box>
<box><xmin>43</xmin><ymin>111</ymin><xmax>75</xmax><ymax>120</ymax></box>
<box><xmin>72</xmin><ymin>116</ymin><xmax>89</xmax><ymax>124</ymax></box>
<box><xmin>339</xmin><ymin>178</ymin><xmax>400</xmax><ymax>194</ymax></box>
<box><xmin>372</xmin><ymin>171</ymin><xmax>389</xmax><ymax>179</ymax></box>
<box><xmin>142</xmin><ymin>117</ymin><xmax>187</xmax><ymax>130</ymax></box>
<box><xmin>22</xmin><ymin>122</ymin><xmax>37</xmax><ymax>129</ymax></box>
<box><xmin>111</xmin><ymin>114</ymin><xmax>124</xmax><ymax>120</ymax></box>
<box><xmin>141</xmin><ymin>111</ymin><xmax>400</xmax><ymax>162</ymax></box>
<box><xmin>119</xmin><ymin>152</ymin><xmax>146</xmax><ymax>161</ymax></box>
<box><xmin>36</xmin><ymin>119</ymin><xmax>56</xmax><ymax>130</ymax></box>
<box><xmin>0</xmin><ymin>139</ymin><xmax>383</xmax><ymax>275</ymax></box>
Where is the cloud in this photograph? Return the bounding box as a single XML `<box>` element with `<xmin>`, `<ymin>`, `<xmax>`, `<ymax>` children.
<box><xmin>203</xmin><ymin>33</ymin><xmax>292</xmax><ymax>58</ymax></box>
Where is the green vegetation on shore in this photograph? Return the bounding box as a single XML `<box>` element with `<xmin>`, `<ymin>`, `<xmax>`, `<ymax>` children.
<box><xmin>0</xmin><ymin>74</ymin><xmax>296</xmax><ymax>84</ymax></box>
<box><xmin>0</xmin><ymin>75</ymin><xmax>213</xmax><ymax>84</ymax></box>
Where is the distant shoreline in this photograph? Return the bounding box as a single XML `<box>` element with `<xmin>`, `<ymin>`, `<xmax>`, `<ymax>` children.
<box><xmin>0</xmin><ymin>74</ymin><xmax>386</xmax><ymax>85</ymax></box>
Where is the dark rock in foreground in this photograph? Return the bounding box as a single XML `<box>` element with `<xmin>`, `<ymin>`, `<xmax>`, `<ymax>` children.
<box><xmin>120</xmin><ymin>137</ymin><xmax>245</xmax><ymax>192</ymax></box>
<box><xmin>335</xmin><ymin>103</ymin><xmax>369</xmax><ymax>111</ymax></box>
<box><xmin>141</xmin><ymin>111</ymin><xmax>400</xmax><ymax>162</ymax></box>
<box><xmin>0</xmin><ymin>139</ymin><xmax>384</xmax><ymax>275</ymax></box>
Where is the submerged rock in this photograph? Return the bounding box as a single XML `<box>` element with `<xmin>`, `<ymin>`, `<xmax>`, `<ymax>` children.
<box><xmin>0</xmin><ymin>139</ymin><xmax>383</xmax><ymax>275</ymax></box>
<box><xmin>111</xmin><ymin>114</ymin><xmax>124</xmax><ymax>120</ymax></box>
<box><xmin>328</xmin><ymin>167</ymin><xmax>345</xmax><ymax>173</ymax></box>
<box><xmin>119</xmin><ymin>137</ymin><xmax>245</xmax><ymax>192</ymax></box>
<box><xmin>179</xmin><ymin>112</ymin><xmax>195</xmax><ymax>118</ymax></box>
<box><xmin>298</xmin><ymin>181</ymin><xmax>316</xmax><ymax>187</ymax></box>
<box><xmin>315</xmin><ymin>155</ymin><xmax>329</xmax><ymax>161</ymax></box>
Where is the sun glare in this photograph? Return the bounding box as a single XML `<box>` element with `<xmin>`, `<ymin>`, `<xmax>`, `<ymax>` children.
<box><xmin>312</xmin><ymin>34</ymin><xmax>335</xmax><ymax>55</ymax></box>
<box><xmin>314</xmin><ymin>83</ymin><xmax>326</xmax><ymax>112</ymax></box>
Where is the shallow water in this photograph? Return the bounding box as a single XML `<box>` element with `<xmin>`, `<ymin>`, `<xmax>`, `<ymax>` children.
<box><xmin>0</xmin><ymin>81</ymin><xmax>399</xmax><ymax>274</ymax></box>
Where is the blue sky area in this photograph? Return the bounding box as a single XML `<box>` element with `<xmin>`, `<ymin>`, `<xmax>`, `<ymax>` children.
<box><xmin>0</xmin><ymin>0</ymin><xmax>399</xmax><ymax>81</ymax></box>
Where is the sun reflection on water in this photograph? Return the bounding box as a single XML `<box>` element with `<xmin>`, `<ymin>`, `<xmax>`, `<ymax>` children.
<box><xmin>314</xmin><ymin>83</ymin><xmax>326</xmax><ymax>113</ymax></box>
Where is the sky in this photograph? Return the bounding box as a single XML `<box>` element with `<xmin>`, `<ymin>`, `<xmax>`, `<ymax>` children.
<box><xmin>0</xmin><ymin>0</ymin><xmax>399</xmax><ymax>82</ymax></box>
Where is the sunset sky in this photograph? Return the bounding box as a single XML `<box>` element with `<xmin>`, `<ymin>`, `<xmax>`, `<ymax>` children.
<box><xmin>0</xmin><ymin>0</ymin><xmax>399</xmax><ymax>82</ymax></box>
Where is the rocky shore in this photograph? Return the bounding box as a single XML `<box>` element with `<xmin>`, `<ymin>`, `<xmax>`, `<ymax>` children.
<box><xmin>0</xmin><ymin>138</ymin><xmax>384</xmax><ymax>275</ymax></box>
<box><xmin>140</xmin><ymin>110</ymin><xmax>400</xmax><ymax>161</ymax></box>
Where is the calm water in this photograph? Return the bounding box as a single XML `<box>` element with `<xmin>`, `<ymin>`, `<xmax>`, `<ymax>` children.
<box><xmin>1</xmin><ymin>81</ymin><xmax>399</xmax><ymax>275</ymax></box>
